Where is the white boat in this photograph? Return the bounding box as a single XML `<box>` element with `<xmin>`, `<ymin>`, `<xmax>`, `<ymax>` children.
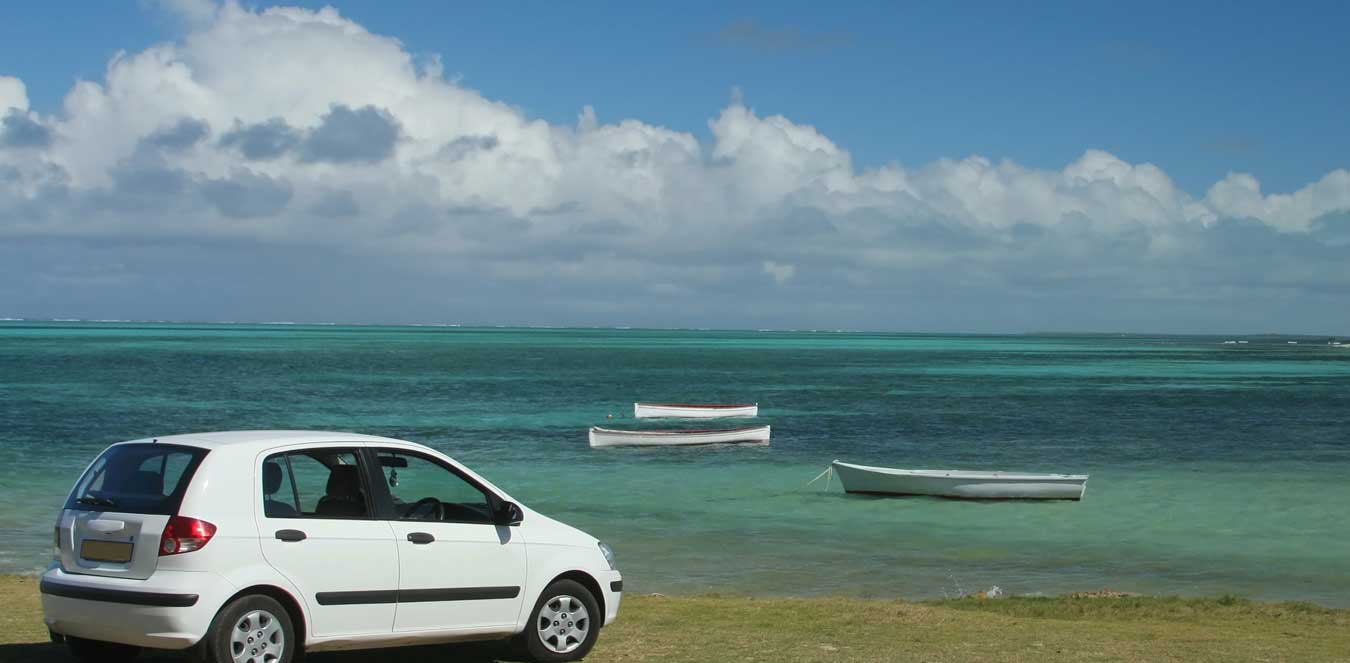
<box><xmin>633</xmin><ymin>402</ymin><xmax>758</xmax><ymax>419</ymax></box>
<box><xmin>588</xmin><ymin>425</ymin><xmax>770</xmax><ymax>448</ymax></box>
<box><xmin>830</xmin><ymin>460</ymin><xmax>1088</xmax><ymax>500</ymax></box>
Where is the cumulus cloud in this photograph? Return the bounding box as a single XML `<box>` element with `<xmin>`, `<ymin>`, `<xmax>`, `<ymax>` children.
<box><xmin>201</xmin><ymin>168</ymin><xmax>293</xmax><ymax>218</ymax></box>
<box><xmin>1205</xmin><ymin>170</ymin><xmax>1350</xmax><ymax>232</ymax></box>
<box><xmin>144</xmin><ymin>117</ymin><xmax>209</xmax><ymax>151</ymax></box>
<box><xmin>438</xmin><ymin>134</ymin><xmax>499</xmax><ymax>161</ymax></box>
<box><xmin>216</xmin><ymin>105</ymin><xmax>401</xmax><ymax>164</ymax></box>
<box><xmin>298</xmin><ymin>104</ymin><xmax>401</xmax><ymax>163</ymax></box>
<box><xmin>0</xmin><ymin>2</ymin><xmax>1348</xmax><ymax>330</ymax></box>
<box><xmin>0</xmin><ymin>76</ymin><xmax>28</xmax><ymax>111</ymax></box>
<box><xmin>219</xmin><ymin>118</ymin><xmax>301</xmax><ymax>160</ymax></box>
<box><xmin>1</xmin><ymin>110</ymin><xmax>51</xmax><ymax>148</ymax></box>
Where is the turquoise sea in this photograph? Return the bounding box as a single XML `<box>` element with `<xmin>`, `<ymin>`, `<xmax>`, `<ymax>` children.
<box><xmin>2</xmin><ymin>322</ymin><xmax>1348</xmax><ymax>606</ymax></box>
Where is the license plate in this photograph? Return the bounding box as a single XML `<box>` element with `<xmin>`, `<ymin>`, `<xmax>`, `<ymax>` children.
<box><xmin>81</xmin><ymin>540</ymin><xmax>133</xmax><ymax>563</ymax></box>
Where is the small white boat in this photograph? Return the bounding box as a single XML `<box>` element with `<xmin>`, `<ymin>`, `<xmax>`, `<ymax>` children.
<box><xmin>633</xmin><ymin>402</ymin><xmax>758</xmax><ymax>419</ymax></box>
<box><xmin>589</xmin><ymin>425</ymin><xmax>770</xmax><ymax>448</ymax></box>
<box><xmin>831</xmin><ymin>460</ymin><xmax>1088</xmax><ymax>500</ymax></box>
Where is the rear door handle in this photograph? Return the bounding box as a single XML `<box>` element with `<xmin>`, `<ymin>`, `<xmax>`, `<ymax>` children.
<box><xmin>275</xmin><ymin>529</ymin><xmax>307</xmax><ymax>542</ymax></box>
<box><xmin>407</xmin><ymin>532</ymin><xmax>434</xmax><ymax>544</ymax></box>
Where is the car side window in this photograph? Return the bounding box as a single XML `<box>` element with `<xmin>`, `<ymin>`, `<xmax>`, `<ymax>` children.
<box><xmin>261</xmin><ymin>449</ymin><xmax>370</xmax><ymax>519</ymax></box>
<box><xmin>375</xmin><ymin>450</ymin><xmax>494</xmax><ymax>524</ymax></box>
<box><xmin>261</xmin><ymin>456</ymin><xmax>300</xmax><ymax>518</ymax></box>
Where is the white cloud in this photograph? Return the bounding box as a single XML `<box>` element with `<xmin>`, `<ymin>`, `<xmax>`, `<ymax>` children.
<box><xmin>1</xmin><ymin>2</ymin><xmax>1348</xmax><ymax>329</ymax></box>
<box><xmin>1206</xmin><ymin>170</ymin><xmax>1350</xmax><ymax>232</ymax></box>
<box><xmin>762</xmin><ymin>261</ymin><xmax>795</xmax><ymax>284</ymax></box>
<box><xmin>0</xmin><ymin>76</ymin><xmax>28</xmax><ymax>112</ymax></box>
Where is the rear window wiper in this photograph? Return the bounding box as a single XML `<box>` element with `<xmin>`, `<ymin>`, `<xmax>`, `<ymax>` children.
<box><xmin>76</xmin><ymin>496</ymin><xmax>117</xmax><ymax>508</ymax></box>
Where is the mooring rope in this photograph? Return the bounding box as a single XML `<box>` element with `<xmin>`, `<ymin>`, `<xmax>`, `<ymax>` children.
<box><xmin>806</xmin><ymin>465</ymin><xmax>833</xmax><ymax>491</ymax></box>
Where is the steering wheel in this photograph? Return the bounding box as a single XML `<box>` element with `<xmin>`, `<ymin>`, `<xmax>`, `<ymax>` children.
<box><xmin>405</xmin><ymin>497</ymin><xmax>444</xmax><ymax>521</ymax></box>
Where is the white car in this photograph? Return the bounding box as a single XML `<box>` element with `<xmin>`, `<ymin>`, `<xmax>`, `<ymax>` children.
<box><xmin>41</xmin><ymin>431</ymin><xmax>622</xmax><ymax>662</ymax></box>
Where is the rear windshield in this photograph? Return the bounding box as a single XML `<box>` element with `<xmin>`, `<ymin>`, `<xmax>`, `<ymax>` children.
<box><xmin>65</xmin><ymin>443</ymin><xmax>209</xmax><ymax>515</ymax></box>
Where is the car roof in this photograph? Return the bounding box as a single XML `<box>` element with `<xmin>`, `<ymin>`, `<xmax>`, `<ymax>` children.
<box><xmin>112</xmin><ymin>430</ymin><xmax>423</xmax><ymax>453</ymax></box>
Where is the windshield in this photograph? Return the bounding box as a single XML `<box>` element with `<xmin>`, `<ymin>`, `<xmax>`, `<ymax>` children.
<box><xmin>65</xmin><ymin>443</ymin><xmax>208</xmax><ymax>515</ymax></box>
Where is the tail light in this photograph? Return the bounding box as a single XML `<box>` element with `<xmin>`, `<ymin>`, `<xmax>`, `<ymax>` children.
<box><xmin>159</xmin><ymin>516</ymin><xmax>216</xmax><ymax>556</ymax></box>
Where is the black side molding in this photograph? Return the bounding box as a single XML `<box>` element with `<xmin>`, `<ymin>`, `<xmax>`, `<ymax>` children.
<box><xmin>400</xmin><ymin>586</ymin><xmax>519</xmax><ymax>603</ymax></box>
<box><xmin>610</xmin><ymin>580</ymin><xmax>623</xmax><ymax>592</ymax></box>
<box><xmin>316</xmin><ymin>586</ymin><xmax>521</xmax><ymax>606</ymax></box>
<box><xmin>315</xmin><ymin>589</ymin><xmax>399</xmax><ymax>606</ymax></box>
<box><xmin>40</xmin><ymin>580</ymin><xmax>198</xmax><ymax>608</ymax></box>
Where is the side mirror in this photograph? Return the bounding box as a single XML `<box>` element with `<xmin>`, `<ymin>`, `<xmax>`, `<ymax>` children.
<box><xmin>494</xmin><ymin>501</ymin><xmax>524</xmax><ymax>527</ymax></box>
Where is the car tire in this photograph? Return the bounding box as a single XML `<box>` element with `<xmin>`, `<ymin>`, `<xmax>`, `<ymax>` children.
<box><xmin>198</xmin><ymin>594</ymin><xmax>296</xmax><ymax>663</ymax></box>
<box><xmin>65</xmin><ymin>635</ymin><xmax>141</xmax><ymax>662</ymax></box>
<box><xmin>518</xmin><ymin>579</ymin><xmax>602</xmax><ymax>662</ymax></box>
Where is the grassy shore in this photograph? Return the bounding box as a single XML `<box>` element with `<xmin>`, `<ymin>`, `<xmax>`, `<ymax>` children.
<box><xmin>3</xmin><ymin>576</ymin><xmax>1347</xmax><ymax>662</ymax></box>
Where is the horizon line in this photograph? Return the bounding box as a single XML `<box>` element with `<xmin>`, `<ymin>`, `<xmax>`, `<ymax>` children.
<box><xmin>1</xmin><ymin>317</ymin><xmax>1346</xmax><ymax>339</ymax></box>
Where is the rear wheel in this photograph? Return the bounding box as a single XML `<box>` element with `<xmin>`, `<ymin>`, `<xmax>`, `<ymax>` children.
<box><xmin>65</xmin><ymin>636</ymin><xmax>141</xmax><ymax>662</ymax></box>
<box><xmin>518</xmin><ymin>579</ymin><xmax>600</xmax><ymax>662</ymax></box>
<box><xmin>198</xmin><ymin>594</ymin><xmax>295</xmax><ymax>663</ymax></box>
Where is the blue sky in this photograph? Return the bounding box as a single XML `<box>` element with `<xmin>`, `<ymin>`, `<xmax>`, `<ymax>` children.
<box><xmin>1</xmin><ymin>1</ymin><xmax>1348</xmax><ymax>331</ymax></box>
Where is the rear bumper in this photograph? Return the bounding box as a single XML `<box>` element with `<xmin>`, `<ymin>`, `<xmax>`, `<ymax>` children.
<box><xmin>40</xmin><ymin>566</ymin><xmax>235</xmax><ymax>649</ymax></box>
<box><xmin>40</xmin><ymin>579</ymin><xmax>199</xmax><ymax>607</ymax></box>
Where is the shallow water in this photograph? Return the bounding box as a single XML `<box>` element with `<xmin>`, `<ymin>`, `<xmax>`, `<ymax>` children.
<box><xmin>2</xmin><ymin>322</ymin><xmax>1348</xmax><ymax>605</ymax></box>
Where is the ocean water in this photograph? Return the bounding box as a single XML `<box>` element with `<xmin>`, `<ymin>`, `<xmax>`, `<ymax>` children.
<box><xmin>2</xmin><ymin>322</ymin><xmax>1348</xmax><ymax>606</ymax></box>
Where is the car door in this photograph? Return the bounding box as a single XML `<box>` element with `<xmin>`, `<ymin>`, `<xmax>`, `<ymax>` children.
<box><xmin>369</xmin><ymin>448</ymin><xmax>527</xmax><ymax>632</ymax></box>
<box><xmin>254</xmin><ymin>446</ymin><xmax>399</xmax><ymax>638</ymax></box>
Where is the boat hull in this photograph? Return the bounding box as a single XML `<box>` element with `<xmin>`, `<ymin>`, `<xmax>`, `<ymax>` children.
<box><xmin>831</xmin><ymin>461</ymin><xmax>1088</xmax><ymax>500</ymax></box>
<box><xmin>589</xmin><ymin>425</ymin><xmax>771</xmax><ymax>448</ymax></box>
<box><xmin>633</xmin><ymin>403</ymin><xmax>758</xmax><ymax>419</ymax></box>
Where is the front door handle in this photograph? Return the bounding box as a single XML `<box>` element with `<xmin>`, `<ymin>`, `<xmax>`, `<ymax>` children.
<box><xmin>275</xmin><ymin>529</ymin><xmax>307</xmax><ymax>542</ymax></box>
<box><xmin>407</xmin><ymin>532</ymin><xmax>435</xmax><ymax>544</ymax></box>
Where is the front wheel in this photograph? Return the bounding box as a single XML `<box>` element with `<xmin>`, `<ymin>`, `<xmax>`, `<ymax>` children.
<box><xmin>518</xmin><ymin>579</ymin><xmax>601</xmax><ymax>662</ymax></box>
<box><xmin>197</xmin><ymin>594</ymin><xmax>295</xmax><ymax>663</ymax></box>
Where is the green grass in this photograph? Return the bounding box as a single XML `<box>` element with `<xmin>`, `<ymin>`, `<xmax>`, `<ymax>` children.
<box><xmin>4</xmin><ymin>576</ymin><xmax>1347</xmax><ymax>663</ymax></box>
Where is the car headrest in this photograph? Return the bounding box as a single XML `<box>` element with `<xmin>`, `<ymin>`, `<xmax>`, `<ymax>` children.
<box><xmin>121</xmin><ymin>470</ymin><xmax>164</xmax><ymax>496</ymax></box>
<box><xmin>263</xmin><ymin>462</ymin><xmax>284</xmax><ymax>495</ymax></box>
<box><xmin>326</xmin><ymin>465</ymin><xmax>363</xmax><ymax>499</ymax></box>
